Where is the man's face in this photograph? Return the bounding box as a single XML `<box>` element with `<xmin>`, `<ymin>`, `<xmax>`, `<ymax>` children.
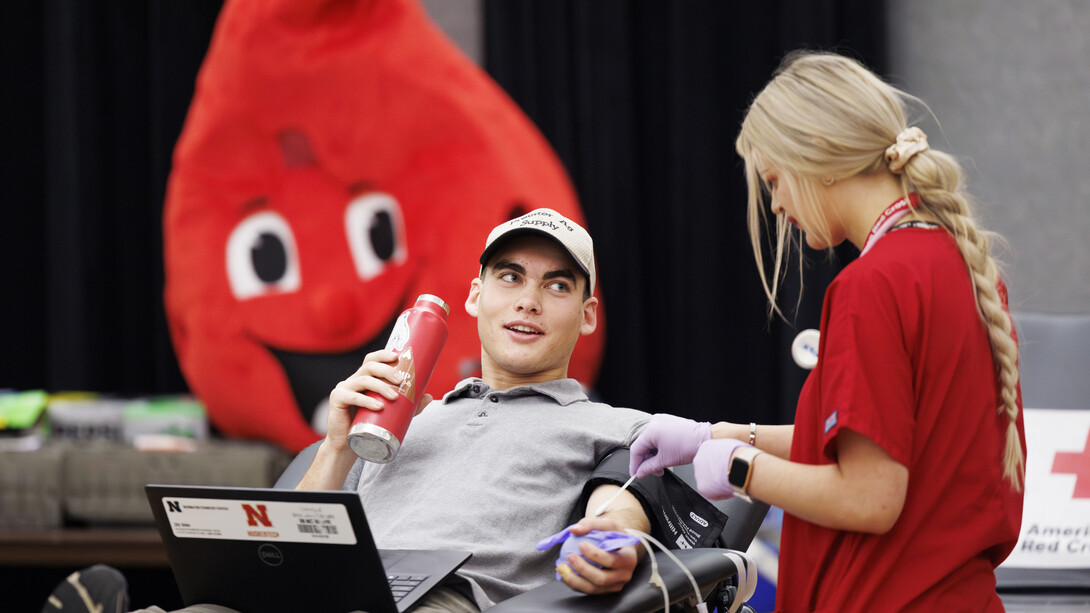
<box><xmin>466</xmin><ymin>235</ymin><xmax>597</xmax><ymax>388</ymax></box>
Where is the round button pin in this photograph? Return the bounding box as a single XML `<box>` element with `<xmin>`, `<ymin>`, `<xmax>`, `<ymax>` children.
<box><xmin>791</xmin><ymin>329</ymin><xmax>820</xmax><ymax>370</ymax></box>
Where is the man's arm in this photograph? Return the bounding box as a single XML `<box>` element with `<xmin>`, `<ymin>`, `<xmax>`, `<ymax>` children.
<box><xmin>554</xmin><ymin>484</ymin><xmax>650</xmax><ymax>595</ymax></box>
<box><xmin>294</xmin><ymin>437</ymin><xmax>359</xmax><ymax>491</ymax></box>
<box><xmin>296</xmin><ymin>349</ymin><xmax>431</xmax><ymax>491</ymax></box>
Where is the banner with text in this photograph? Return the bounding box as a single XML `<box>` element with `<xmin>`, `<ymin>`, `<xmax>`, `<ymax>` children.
<box><xmin>1002</xmin><ymin>408</ymin><xmax>1090</xmax><ymax>569</ymax></box>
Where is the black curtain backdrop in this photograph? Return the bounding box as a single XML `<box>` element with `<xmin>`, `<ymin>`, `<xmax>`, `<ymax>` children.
<box><xmin>2</xmin><ymin>1</ymin><xmax>885</xmax><ymax>427</ymax></box>
<box><xmin>483</xmin><ymin>1</ymin><xmax>887</xmax><ymax>425</ymax></box>
<box><xmin>2</xmin><ymin>1</ymin><xmax>223</xmax><ymax>396</ymax></box>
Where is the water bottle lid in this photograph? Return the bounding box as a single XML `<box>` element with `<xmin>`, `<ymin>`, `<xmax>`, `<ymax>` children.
<box><xmin>416</xmin><ymin>294</ymin><xmax>450</xmax><ymax>315</ymax></box>
<box><xmin>347</xmin><ymin>422</ymin><xmax>401</xmax><ymax>463</ymax></box>
<box><xmin>791</xmin><ymin>328</ymin><xmax>820</xmax><ymax>370</ymax></box>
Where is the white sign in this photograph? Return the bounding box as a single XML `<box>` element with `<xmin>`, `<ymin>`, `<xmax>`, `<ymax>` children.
<box><xmin>161</xmin><ymin>497</ymin><xmax>357</xmax><ymax>545</ymax></box>
<box><xmin>1001</xmin><ymin>409</ymin><xmax>1090</xmax><ymax>569</ymax></box>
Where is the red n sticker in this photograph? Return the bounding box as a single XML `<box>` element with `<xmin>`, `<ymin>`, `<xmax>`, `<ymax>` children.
<box><xmin>243</xmin><ymin>504</ymin><xmax>273</xmax><ymax>527</ymax></box>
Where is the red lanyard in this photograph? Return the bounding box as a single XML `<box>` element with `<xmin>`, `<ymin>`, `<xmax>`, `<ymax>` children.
<box><xmin>860</xmin><ymin>193</ymin><xmax>919</xmax><ymax>256</ymax></box>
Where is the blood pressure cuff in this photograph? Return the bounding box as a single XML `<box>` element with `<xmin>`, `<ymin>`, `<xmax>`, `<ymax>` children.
<box><xmin>569</xmin><ymin>447</ymin><xmax>728</xmax><ymax>549</ymax></box>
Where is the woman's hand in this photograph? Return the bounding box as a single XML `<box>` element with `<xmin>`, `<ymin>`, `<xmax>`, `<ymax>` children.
<box><xmin>692</xmin><ymin>438</ymin><xmax>750</xmax><ymax>500</ymax></box>
<box><xmin>629</xmin><ymin>413</ymin><xmax>712</xmax><ymax>478</ymax></box>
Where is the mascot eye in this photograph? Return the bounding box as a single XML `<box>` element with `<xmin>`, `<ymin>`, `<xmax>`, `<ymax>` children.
<box><xmin>226</xmin><ymin>211</ymin><xmax>302</xmax><ymax>299</ymax></box>
<box><xmin>345</xmin><ymin>192</ymin><xmax>407</xmax><ymax>280</ymax></box>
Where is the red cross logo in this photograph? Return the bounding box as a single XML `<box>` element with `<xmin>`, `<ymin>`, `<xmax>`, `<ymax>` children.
<box><xmin>1052</xmin><ymin>430</ymin><xmax>1090</xmax><ymax>499</ymax></box>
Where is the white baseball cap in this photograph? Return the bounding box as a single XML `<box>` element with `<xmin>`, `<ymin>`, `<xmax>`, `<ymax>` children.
<box><xmin>478</xmin><ymin>208</ymin><xmax>596</xmax><ymax>294</ymax></box>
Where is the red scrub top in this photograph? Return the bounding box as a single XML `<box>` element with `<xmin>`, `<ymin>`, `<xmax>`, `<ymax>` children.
<box><xmin>776</xmin><ymin>226</ymin><xmax>1025</xmax><ymax>613</ymax></box>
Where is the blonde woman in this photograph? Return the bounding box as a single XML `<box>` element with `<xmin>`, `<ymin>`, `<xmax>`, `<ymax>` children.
<box><xmin>629</xmin><ymin>51</ymin><xmax>1026</xmax><ymax>612</ymax></box>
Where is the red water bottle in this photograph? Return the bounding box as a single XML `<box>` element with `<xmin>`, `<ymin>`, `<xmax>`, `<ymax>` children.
<box><xmin>347</xmin><ymin>294</ymin><xmax>450</xmax><ymax>463</ymax></box>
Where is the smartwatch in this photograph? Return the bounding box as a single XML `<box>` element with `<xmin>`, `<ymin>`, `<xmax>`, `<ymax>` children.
<box><xmin>727</xmin><ymin>446</ymin><xmax>763</xmax><ymax>500</ymax></box>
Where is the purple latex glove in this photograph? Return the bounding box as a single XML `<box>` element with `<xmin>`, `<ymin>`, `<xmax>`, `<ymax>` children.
<box><xmin>629</xmin><ymin>413</ymin><xmax>712</xmax><ymax>478</ymax></box>
<box><xmin>692</xmin><ymin>438</ymin><xmax>751</xmax><ymax>500</ymax></box>
<box><xmin>536</xmin><ymin>525</ymin><xmax>642</xmax><ymax>581</ymax></box>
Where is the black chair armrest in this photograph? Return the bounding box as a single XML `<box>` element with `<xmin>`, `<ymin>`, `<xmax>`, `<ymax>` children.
<box><xmin>273</xmin><ymin>439</ymin><xmax>323</xmax><ymax>489</ymax></box>
<box><xmin>488</xmin><ymin>548</ymin><xmax>741</xmax><ymax>612</ymax></box>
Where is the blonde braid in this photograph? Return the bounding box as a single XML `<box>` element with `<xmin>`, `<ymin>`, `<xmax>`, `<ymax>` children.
<box><xmin>903</xmin><ymin>151</ymin><xmax>1025</xmax><ymax>491</ymax></box>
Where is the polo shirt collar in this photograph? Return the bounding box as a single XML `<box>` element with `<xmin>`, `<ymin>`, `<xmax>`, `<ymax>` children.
<box><xmin>441</xmin><ymin>377</ymin><xmax>588</xmax><ymax>406</ymax></box>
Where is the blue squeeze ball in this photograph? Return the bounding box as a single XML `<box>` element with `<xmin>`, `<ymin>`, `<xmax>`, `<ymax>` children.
<box><xmin>536</xmin><ymin>525</ymin><xmax>642</xmax><ymax>581</ymax></box>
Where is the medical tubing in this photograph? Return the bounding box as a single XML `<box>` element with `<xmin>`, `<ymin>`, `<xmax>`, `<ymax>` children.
<box><xmin>624</xmin><ymin>531</ymin><xmax>669</xmax><ymax>612</ymax></box>
<box><xmin>721</xmin><ymin>551</ymin><xmax>758</xmax><ymax>613</ymax></box>
<box><xmin>625</xmin><ymin>529</ymin><xmax>708</xmax><ymax>613</ymax></box>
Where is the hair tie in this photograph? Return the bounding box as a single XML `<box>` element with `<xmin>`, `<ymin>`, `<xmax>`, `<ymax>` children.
<box><xmin>884</xmin><ymin>127</ymin><xmax>929</xmax><ymax>174</ymax></box>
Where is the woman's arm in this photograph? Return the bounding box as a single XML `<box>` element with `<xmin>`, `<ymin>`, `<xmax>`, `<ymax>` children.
<box><xmin>710</xmin><ymin>421</ymin><xmax>794</xmax><ymax>459</ymax></box>
<box><xmin>746</xmin><ymin>429</ymin><xmax>908</xmax><ymax>533</ymax></box>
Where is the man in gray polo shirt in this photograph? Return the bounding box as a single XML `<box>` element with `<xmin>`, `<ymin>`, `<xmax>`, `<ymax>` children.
<box><xmin>298</xmin><ymin>208</ymin><xmax>652</xmax><ymax>611</ymax></box>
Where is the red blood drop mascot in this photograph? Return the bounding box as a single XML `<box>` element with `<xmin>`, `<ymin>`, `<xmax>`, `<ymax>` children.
<box><xmin>163</xmin><ymin>0</ymin><xmax>603</xmax><ymax>452</ymax></box>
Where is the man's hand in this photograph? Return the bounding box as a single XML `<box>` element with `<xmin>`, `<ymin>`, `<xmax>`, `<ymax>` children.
<box><xmin>296</xmin><ymin>350</ymin><xmax>431</xmax><ymax>491</ymax></box>
<box><xmin>326</xmin><ymin>349</ymin><xmax>432</xmax><ymax>451</ymax></box>
<box><xmin>556</xmin><ymin>516</ymin><xmax>641</xmax><ymax>595</ymax></box>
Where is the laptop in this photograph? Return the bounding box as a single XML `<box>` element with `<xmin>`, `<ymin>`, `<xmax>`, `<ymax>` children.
<box><xmin>146</xmin><ymin>484</ymin><xmax>472</xmax><ymax>613</ymax></box>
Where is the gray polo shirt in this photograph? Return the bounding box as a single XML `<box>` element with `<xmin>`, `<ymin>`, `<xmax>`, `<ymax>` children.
<box><xmin>343</xmin><ymin>378</ymin><xmax>649</xmax><ymax>608</ymax></box>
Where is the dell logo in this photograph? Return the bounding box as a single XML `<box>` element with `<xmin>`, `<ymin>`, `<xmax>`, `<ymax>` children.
<box><xmin>257</xmin><ymin>543</ymin><xmax>284</xmax><ymax>567</ymax></box>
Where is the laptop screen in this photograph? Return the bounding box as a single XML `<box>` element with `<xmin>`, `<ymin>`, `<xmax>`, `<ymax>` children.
<box><xmin>146</xmin><ymin>484</ymin><xmax>470</xmax><ymax>613</ymax></box>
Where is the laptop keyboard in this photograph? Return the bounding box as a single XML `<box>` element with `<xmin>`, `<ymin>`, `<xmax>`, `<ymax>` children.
<box><xmin>387</xmin><ymin>574</ymin><xmax>428</xmax><ymax>602</ymax></box>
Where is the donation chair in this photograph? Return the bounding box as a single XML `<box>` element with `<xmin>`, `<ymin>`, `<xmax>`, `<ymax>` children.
<box><xmin>995</xmin><ymin>311</ymin><xmax>1090</xmax><ymax>611</ymax></box>
<box><xmin>275</xmin><ymin>441</ymin><xmax>769</xmax><ymax>612</ymax></box>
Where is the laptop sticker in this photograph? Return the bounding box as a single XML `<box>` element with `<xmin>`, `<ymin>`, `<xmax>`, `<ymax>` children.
<box><xmin>162</xmin><ymin>497</ymin><xmax>357</xmax><ymax>545</ymax></box>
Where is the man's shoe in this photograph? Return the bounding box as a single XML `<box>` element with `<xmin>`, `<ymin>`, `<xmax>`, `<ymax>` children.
<box><xmin>42</xmin><ymin>564</ymin><xmax>130</xmax><ymax>613</ymax></box>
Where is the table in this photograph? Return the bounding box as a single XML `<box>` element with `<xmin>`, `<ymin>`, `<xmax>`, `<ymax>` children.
<box><xmin>0</xmin><ymin>527</ymin><xmax>168</xmax><ymax>567</ymax></box>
